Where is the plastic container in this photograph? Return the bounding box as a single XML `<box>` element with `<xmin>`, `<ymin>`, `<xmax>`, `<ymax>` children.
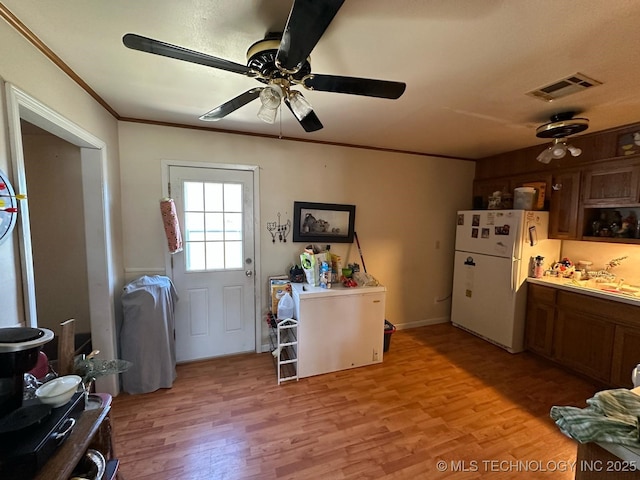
<box><xmin>513</xmin><ymin>187</ymin><xmax>536</xmax><ymax>210</ymax></box>
<box><xmin>383</xmin><ymin>320</ymin><xmax>396</xmax><ymax>352</ymax></box>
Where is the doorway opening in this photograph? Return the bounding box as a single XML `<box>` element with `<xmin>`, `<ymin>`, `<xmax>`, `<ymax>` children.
<box><xmin>5</xmin><ymin>83</ymin><xmax>118</xmax><ymax>394</ymax></box>
<box><xmin>20</xmin><ymin>120</ymin><xmax>93</xmax><ymax>358</ymax></box>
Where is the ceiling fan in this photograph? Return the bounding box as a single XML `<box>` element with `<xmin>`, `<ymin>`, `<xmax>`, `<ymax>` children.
<box><xmin>535</xmin><ymin>112</ymin><xmax>589</xmax><ymax>163</ymax></box>
<box><xmin>123</xmin><ymin>0</ymin><xmax>406</xmax><ymax>133</ymax></box>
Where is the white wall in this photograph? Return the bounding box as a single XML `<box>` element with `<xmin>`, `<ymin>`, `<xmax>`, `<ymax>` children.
<box><xmin>118</xmin><ymin>122</ymin><xmax>476</xmax><ymax>347</ymax></box>
<box><xmin>22</xmin><ymin>128</ymin><xmax>91</xmax><ymax>334</ymax></box>
<box><xmin>0</xmin><ymin>20</ymin><xmax>123</xmax><ymax>342</ymax></box>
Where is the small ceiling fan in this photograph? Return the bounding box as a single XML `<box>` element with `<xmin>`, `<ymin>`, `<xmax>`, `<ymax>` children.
<box><xmin>535</xmin><ymin>112</ymin><xmax>588</xmax><ymax>163</ymax></box>
<box><xmin>123</xmin><ymin>0</ymin><xmax>406</xmax><ymax>132</ymax></box>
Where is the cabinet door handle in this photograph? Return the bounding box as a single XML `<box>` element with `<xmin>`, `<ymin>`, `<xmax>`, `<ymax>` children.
<box><xmin>373</xmin><ymin>300</ymin><xmax>381</xmax><ymax>303</ymax></box>
<box><xmin>54</xmin><ymin>417</ymin><xmax>76</xmax><ymax>444</ymax></box>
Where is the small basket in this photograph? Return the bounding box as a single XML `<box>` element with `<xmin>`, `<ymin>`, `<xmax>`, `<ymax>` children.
<box><xmin>383</xmin><ymin>320</ymin><xmax>396</xmax><ymax>352</ymax></box>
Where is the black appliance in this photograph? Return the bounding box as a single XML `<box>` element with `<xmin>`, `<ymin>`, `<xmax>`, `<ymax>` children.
<box><xmin>0</xmin><ymin>392</ymin><xmax>85</xmax><ymax>479</ymax></box>
<box><xmin>0</xmin><ymin>327</ymin><xmax>85</xmax><ymax>479</ymax></box>
<box><xmin>0</xmin><ymin>327</ymin><xmax>54</xmax><ymax>416</ymax></box>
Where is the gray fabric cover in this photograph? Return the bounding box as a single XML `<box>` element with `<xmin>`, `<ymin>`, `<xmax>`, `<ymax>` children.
<box><xmin>120</xmin><ymin>275</ymin><xmax>178</xmax><ymax>394</ymax></box>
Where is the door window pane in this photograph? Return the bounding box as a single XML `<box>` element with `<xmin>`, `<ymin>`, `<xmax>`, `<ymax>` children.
<box><xmin>205</xmin><ymin>213</ymin><xmax>224</xmax><ymax>241</ymax></box>
<box><xmin>225</xmin><ymin>213</ymin><xmax>242</xmax><ymax>241</ymax></box>
<box><xmin>206</xmin><ymin>242</ymin><xmax>225</xmax><ymax>269</ymax></box>
<box><xmin>185</xmin><ymin>242</ymin><xmax>205</xmax><ymax>271</ymax></box>
<box><xmin>184</xmin><ymin>212</ymin><xmax>205</xmax><ymax>241</ymax></box>
<box><xmin>204</xmin><ymin>183</ymin><xmax>223</xmax><ymax>211</ymax></box>
<box><xmin>183</xmin><ymin>180</ymin><xmax>244</xmax><ymax>272</ymax></box>
<box><xmin>225</xmin><ymin>241</ymin><xmax>243</xmax><ymax>268</ymax></box>
<box><xmin>184</xmin><ymin>182</ymin><xmax>204</xmax><ymax>211</ymax></box>
<box><xmin>224</xmin><ymin>183</ymin><xmax>242</xmax><ymax>212</ymax></box>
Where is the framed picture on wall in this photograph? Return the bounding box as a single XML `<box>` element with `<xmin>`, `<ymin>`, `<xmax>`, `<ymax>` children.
<box><xmin>292</xmin><ymin>201</ymin><xmax>356</xmax><ymax>243</ymax></box>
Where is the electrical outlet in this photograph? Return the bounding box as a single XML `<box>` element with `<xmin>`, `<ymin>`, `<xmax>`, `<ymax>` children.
<box><xmin>372</xmin><ymin>348</ymin><xmax>379</xmax><ymax>361</ymax></box>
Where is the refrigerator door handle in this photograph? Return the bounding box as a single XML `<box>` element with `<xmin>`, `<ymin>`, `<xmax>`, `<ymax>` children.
<box><xmin>511</xmin><ymin>257</ymin><xmax>520</xmax><ymax>292</ymax></box>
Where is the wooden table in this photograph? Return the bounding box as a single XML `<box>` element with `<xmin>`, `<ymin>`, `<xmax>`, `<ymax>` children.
<box><xmin>34</xmin><ymin>405</ymin><xmax>119</xmax><ymax>480</ymax></box>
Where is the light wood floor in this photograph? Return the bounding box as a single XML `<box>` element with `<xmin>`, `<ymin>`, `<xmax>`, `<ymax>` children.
<box><xmin>111</xmin><ymin>323</ymin><xmax>600</xmax><ymax>479</ymax></box>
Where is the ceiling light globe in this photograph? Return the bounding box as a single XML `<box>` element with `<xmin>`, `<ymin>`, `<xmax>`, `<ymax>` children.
<box><xmin>551</xmin><ymin>141</ymin><xmax>567</xmax><ymax>159</ymax></box>
<box><xmin>259</xmin><ymin>85</ymin><xmax>283</xmax><ymax>109</ymax></box>
<box><xmin>257</xmin><ymin>104</ymin><xmax>278</xmax><ymax>124</ymax></box>
<box><xmin>537</xmin><ymin>148</ymin><xmax>553</xmax><ymax>164</ymax></box>
<box><xmin>567</xmin><ymin>145</ymin><xmax>582</xmax><ymax>157</ymax></box>
<box><xmin>288</xmin><ymin>91</ymin><xmax>313</xmax><ymax>120</ymax></box>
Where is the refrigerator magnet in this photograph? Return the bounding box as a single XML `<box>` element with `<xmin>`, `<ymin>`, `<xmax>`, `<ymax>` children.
<box><xmin>481</xmin><ymin>228</ymin><xmax>490</xmax><ymax>238</ymax></box>
<box><xmin>471</xmin><ymin>228</ymin><xmax>478</xmax><ymax>238</ymax></box>
<box><xmin>472</xmin><ymin>214</ymin><xmax>480</xmax><ymax>226</ymax></box>
<box><xmin>495</xmin><ymin>224</ymin><xmax>510</xmax><ymax>235</ymax></box>
<box><xmin>464</xmin><ymin>262</ymin><xmax>474</xmax><ymax>292</ymax></box>
<box><xmin>457</xmin><ymin>214</ymin><xmax>464</xmax><ymax>225</ymax></box>
<box><xmin>486</xmin><ymin>212</ymin><xmax>495</xmax><ymax>225</ymax></box>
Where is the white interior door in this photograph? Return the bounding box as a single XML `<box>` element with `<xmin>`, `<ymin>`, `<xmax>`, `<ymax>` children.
<box><xmin>169</xmin><ymin>165</ymin><xmax>255</xmax><ymax>362</ymax></box>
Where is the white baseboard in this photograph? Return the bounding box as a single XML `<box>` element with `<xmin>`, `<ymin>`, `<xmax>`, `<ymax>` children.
<box><xmin>393</xmin><ymin>316</ymin><xmax>449</xmax><ymax>331</ymax></box>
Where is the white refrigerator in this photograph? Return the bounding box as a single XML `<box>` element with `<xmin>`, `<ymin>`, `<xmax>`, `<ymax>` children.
<box><xmin>450</xmin><ymin>210</ymin><xmax>561</xmax><ymax>353</ymax></box>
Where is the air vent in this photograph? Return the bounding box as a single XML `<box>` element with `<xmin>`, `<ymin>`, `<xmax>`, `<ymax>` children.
<box><xmin>527</xmin><ymin>73</ymin><xmax>602</xmax><ymax>102</ymax></box>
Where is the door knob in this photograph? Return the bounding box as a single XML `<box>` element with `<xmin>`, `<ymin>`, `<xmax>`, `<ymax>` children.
<box><xmin>245</xmin><ymin>270</ymin><xmax>253</xmax><ymax>277</ymax></box>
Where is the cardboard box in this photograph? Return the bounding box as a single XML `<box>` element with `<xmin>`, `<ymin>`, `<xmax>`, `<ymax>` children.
<box><xmin>270</xmin><ymin>280</ymin><xmax>291</xmax><ymax>314</ymax></box>
<box><xmin>522</xmin><ymin>181</ymin><xmax>546</xmax><ymax>210</ymax></box>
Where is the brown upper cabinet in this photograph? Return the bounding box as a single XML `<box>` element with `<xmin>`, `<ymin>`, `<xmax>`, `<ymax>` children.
<box><xmin>549</xmin><ymin>170</ymin><xmax>581</xmax><ymax>239</ymax></box>
<box><xmin>473</xmin><ymin>120</ymin><xmax>640</xmax><ymax>245</ymax></box>
<box><xmin>582</xmin><ymin>163</ymin><xmax>640</xmax><ymax>205</ymax></box>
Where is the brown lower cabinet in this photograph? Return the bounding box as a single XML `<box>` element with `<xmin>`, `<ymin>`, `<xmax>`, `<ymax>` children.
<box><xmin>525</xmin><ymin>283</ymin><xmax>640</xmax><ymax>388</ymax></box>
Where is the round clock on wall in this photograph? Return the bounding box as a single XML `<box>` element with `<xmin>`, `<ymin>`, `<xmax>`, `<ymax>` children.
<box><xmin>0</xmin><ymin>169</ymin><xmax>18</xmax><ymax>246</ymax></box>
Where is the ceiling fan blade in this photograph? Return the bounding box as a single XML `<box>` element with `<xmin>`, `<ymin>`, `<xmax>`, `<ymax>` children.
<box><xmin>284</xmin><ymin>98</ymin><xmax>323</xmax><ymax>132</ymax></box>
<box><xmin>304</xmin><ymin>74</ymin><xmax>406</xmax><ymax>99</ymax></box>
<box><xmin>199</xmin><ymin>88</ymin><xmax>263</xmax><ymax>121</ymax></box>
<box><xmin>123</xmin><ymin>33</ymin><xmax>254</xmax><ymax>76</ymax></box>
<box><xmin>276</xmin><ymin>0</ymin><xmax>345</xmax><ymax>72</ymax></box>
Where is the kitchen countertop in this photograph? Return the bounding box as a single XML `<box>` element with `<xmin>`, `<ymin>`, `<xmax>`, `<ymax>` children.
<box><xmin>527</xmin><ymin>276</ymin><xmax>640</xmax><ymax>307</ymax></box>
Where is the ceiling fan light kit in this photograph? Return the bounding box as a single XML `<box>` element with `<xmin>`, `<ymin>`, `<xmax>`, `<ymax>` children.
<box><xmin>287</xmin><ymin>90</ymin><xmax>313</xmax><ymax>120</ymax></box>
<box><xmin>256</xmin><ymin>84</ymin><xmax>284</xmax><ymax>124</ymax></box>
<box><xmin>123</xmin><ymin>0</ymin><xmax>406</xmax><ymax>133</ymax></box>
<box><xmin>535</xmin><ymin>112</ymin><xmax>588</xmax><ymax>164</ymax></box>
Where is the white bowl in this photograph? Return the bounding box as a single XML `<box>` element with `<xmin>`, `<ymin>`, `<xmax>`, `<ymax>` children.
<box><xmin>36</xmin><ymin>374</ymin><xmax>82</xmax><ymax>408</ymax></box>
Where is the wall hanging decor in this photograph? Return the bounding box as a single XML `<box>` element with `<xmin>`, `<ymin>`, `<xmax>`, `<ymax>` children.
<box><xmin>0</xmin><ymin>169</ymin><xmax>26</xmax><ymax>246</ymax></box>
<box><xmin>267</xmin><ymin>212</ymin><xmax>291</xmax><ymax>243</ymax></box>
<box><xmin>293</xmin><ymin>201</ymin><xmax>356</xmax><ymax>243</ymax></box>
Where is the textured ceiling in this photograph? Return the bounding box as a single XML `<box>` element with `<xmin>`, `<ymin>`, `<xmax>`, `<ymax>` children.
<box><xmin>3</xmin><ymin>0</ymin><xmax>640</xmax><ymax>159</ymax></box>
